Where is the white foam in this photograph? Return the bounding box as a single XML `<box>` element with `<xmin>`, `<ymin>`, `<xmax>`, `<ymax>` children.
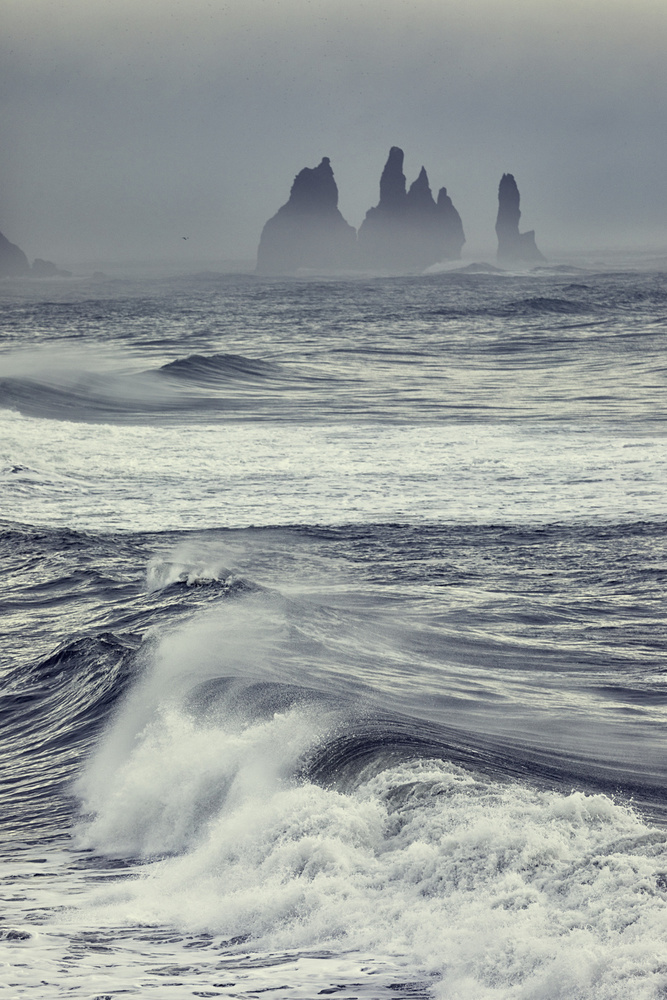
<box><xmin>3</xmin><ymin>408</ymin><xmax>667</xmax><ymax>531</ymax></box>
<box><xmin>72</xmin><ymin>751</ymin><xmax>667</xmax><ymax>999</ymax></box>
<box><xmin>70</xmin><ymin>609</ymin><xmax>667</xmax><ymax>999</ymax></box>
<box><xmin>74</xmin><ymin>597</ymin><xmax>299</xmax><ymax>841</ymax></box>
<box><xmin>146</xmin><ymin>540</ymin><xmax>235</xmax><ymax>591</ymax></box>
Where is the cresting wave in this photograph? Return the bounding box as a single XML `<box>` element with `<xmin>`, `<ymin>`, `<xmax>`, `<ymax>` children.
<box><xmin>0</xmin><ymin>350</ymin><xmax>311</xmax><ymax>423</ymax></box>
<box><xmin>64</xmin><ymin>594</ymin><xmax>667</xmax><ymax>999</ymax></box>
<box><xmin>157</xmin><ymin>352</ymin><xmax>287</xmax><ymax>384</ymax></box>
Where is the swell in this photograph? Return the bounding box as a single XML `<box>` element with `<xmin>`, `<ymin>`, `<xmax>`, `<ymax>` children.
<box><xmin>0</xmin><ymin>633</ymin><xmax>135</xmax><ymax>836</ymax></box>
<box><xmin>157</xmin><ymin>352</ymin><xmax>285</xmax><ymax>384</ymax></box>
<box><xmin>0</xmin><ymin>351</ymin><xmax>332</xmax><ymax>423</ymax></box>
<box><xmin>5</xmin><ymin>517</ymin><xmax>667</xmax><ymax>844</ymax></box>
<box><xmin>0</xmin><ymin>522</ymin><xmax>257</xmax><ymax>676</ymax></box>
<box><xmin>302</xmin><ymin>714</ymin><xmax>667</xmax><ymax>824</ymax></box>
<box><xmin>0</xmin><ymin>371</ymin><xmax>194</xmax><ymax>422</ymax></box>
<box><xmin>424</xmin><ymin>269</ymin><xmax>667</xmax><ymax>323</ymax></box>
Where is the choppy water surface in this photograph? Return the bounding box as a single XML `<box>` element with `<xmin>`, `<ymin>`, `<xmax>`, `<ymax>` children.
<box><xmin>1</xmin><ymin>261</ymin><xmax>667</xmax><ymax>999</ymax></box>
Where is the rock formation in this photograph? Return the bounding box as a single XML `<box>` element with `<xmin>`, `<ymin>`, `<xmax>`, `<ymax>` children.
<box><xmin>256</xmin><ymin>157</ymin><xmax>357</xmax><ymax>275</ymax></box>
<box><xmin>357</xmin><ymin>147</ymin><xmax>465</xmax><ymax>270</ymax></box>
<box><xmin>495</xmin><ymin>174</ymin><xmax>545</xmax><ymax>263</ymax></box>
<box><xmin>31</xmin><ymin>258</ymin><xmax>71</xmax><ymax>277</ymax></box>
<box><xmin>437</xmin><ymin>187</ymin><xmax>466</xmax><ymax>261</ymax></box>
<box><xmin>0</xmin><ymin>228</ymin><xmax>70</xmax><ymax>277</ymax></box>
<box><xmin>0</xmin><ymin>229</ymin><xmax>31</xmax><ymax>277</ymax></box>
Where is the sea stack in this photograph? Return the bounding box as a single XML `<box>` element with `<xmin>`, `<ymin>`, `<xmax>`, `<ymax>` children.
<box><xmin>495</xmin><ymin>174</ymin><xmax>545</xmax><ymax>263</ymax></box>
<box><xmin>256</xmin><ymin>157</ymin><xmax>357</xmax><ymax>275</ymax></box>
<box><xmin>357</xmin><ymin>147</ymin><xmax>465</xmax><ymax>271</ymax></box>
<box><xmin>0</xmin><ymin>229</ymin><xmax>31</xmax><ymax>277</ymax></box>
<box><xmin>437</xmin><ymin>187</ymin><xmax>466</xmax><ymax>260</ymax></box>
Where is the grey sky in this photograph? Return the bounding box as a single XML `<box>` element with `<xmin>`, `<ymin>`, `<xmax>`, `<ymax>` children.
<box><xmin>2</xmin><ymin>0</ymin><xmax>666</xmax><ymax>265</ymax></box>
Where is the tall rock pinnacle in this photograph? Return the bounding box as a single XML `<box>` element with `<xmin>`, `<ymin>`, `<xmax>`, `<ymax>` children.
<box><xmin>495</xmin><ymin>174</ymin><xmax>545</xmax><ymax>263</ymax></box>
<box><xmin>436</xmin><ymin>188</ymin><xmax>465</xmax><ymax>259</ymax></box>
<box><xmin>357</xmin><ymin>147</ymin><xmax>465</xmax><ymax>270</ymax></box>
<box><xmin>378</xmin><ymin>146</ymin><xmax>407</xmax><ymax>210</ymax></box>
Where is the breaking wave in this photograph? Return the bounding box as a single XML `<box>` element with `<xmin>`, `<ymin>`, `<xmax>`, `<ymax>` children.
<box><xmin>70</xmin><ymin>600</ymin><xmax>667</xmax><ymax>999</ymax></box>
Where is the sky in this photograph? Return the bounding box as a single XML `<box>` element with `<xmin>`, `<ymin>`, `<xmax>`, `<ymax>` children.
<box><xmin>2</xmin><ymin>0</ymin><xmax>666</xmax><ymax>266</ymax></box>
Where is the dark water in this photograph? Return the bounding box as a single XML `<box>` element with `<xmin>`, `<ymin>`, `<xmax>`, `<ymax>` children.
<box><xmin>1</xmin><ymin>262</ymin><xmax>667</xmax><ymax>998</ymax></box>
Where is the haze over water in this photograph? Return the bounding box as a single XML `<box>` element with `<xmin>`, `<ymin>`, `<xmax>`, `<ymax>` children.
<box><xmin>2</xmin><ymin>0</ymin><xmax>667</xmax><ymax>265</ymax></box>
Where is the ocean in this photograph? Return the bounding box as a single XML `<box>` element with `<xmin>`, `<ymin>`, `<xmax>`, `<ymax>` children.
<box><xmin>1</xmin><ymin>257</ymin><xmax>667</xmax><ymax>999</ymax></box>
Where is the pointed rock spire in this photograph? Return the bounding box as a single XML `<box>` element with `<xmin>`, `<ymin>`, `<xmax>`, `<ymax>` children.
<box><xmin>406</xmin><ymin>167</ymin><xmax>437</xmax><ymax>213</ymax></box>
<box><xmin>437</xmin><ymin>188</ymin><xmax>466</xmax><ymax>259</ymax></box>
<box><xmin>358</xmin><ymin>148</ymin><xmax>465</xmax><ymax>270</ymax></box>
<box><xmin>378</xmin><ymin>146</ymin><xmax>407</xmax><ymax>210</ymax></box>
<box><xmin>495</xmin><ymin>174</ymin><xmax>545</xmax><ymax>263</ymax></box>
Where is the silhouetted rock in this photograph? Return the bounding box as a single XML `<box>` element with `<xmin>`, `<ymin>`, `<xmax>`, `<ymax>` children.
<box><xmin>0</xmin><ymin>229</ymin><xmax>30</xmax><ymax>277</ymax></box>
<box><xmin>407</xmin><ymin>166</ymin><xmax>436</xmax><ymax>209</ymax></box>
<box><xmin>357</xmin><ymin>147</ymin><xmax>465</xmax><ymax>270</ymax></box>
<box><xmin>379</xmin><ymin>145</ymin><xmax>407</xmax><ymax>210</ymax></box>
<box><xmin>256</xmin><ymin>157</ymin><xmax>357</xmax><ymax>275</ymax></box>
<box><xmin>437</xmin><ymin>188</ymin><xmax>466</xmax><ymax>260</ymax></box>
<box><xmin>0</xmin><ymin>229</ymin><xmax>70</xmax><ymax>278</ymax></box>
<box><xmin>32</xmin><ymin>258</ymin><xmax>71</xmax><ymax>278</ymax></box>
<box><xmin>495</xmin><ymin>174</ymin><xmax>545</xmax><ymax>263</ymax></box>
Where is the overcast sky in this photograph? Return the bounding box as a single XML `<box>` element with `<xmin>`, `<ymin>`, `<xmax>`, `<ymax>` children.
<box><xmin>2</xmin><ymin>0</ymin><xmax>666</xmax><ymax>266</ymax></box>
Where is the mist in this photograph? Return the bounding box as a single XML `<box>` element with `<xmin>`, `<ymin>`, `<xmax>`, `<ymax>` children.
<box><xmin>2</xmin><ymin>0</ymin><xmax>666</xmax><ymax>266</ymax></box>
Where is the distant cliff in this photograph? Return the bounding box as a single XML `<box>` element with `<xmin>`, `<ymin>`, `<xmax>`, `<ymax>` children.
<box><xmin>0</xmin><ymin>229</ymin><xmax>31</xmax><ymax>277</ymax></box>
<box><xmin>256</xmin><ymin>157</ymin><xmax>357</xmax><ymax>275</ymax></box>
<box><xmin>0</xmin><ymin>227</ymin><xmax>70</xmax><ymax>278</ymax></box>
<box><xmin>357</xmin><ymin>147</ymin><xmax>465</xmax><ymax>270</ymax></box>
<box><xmin>495</xmin><ymin>174</ymin><xmax>545</xmax><ymax>263</ymax></box>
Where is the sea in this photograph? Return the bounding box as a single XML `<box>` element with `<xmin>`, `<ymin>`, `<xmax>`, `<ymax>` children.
<box><xmin>1</xmin><ymin>254</ymin><xmax>667</xmax><ymax>999</ymax></box>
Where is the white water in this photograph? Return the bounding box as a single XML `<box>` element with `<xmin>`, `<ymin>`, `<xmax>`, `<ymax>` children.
<box><xmin>75</xmin><ymin>767</ymin><xmax>667</xmax><ymax>1000</ymax></box>
<box><xmin>9</xmin><ymin>706</ymin><xmax>665</xmax><ymax>1000</ymax></box>
<box><xmin>25</xmin><ymin>605</ymin><xmax>658</xmax><ymax>1000</ymax></box>
<box><xmin>3</xmin><ymin>410</ymin><xmax>666</xmax><ymax>532</ymax></box>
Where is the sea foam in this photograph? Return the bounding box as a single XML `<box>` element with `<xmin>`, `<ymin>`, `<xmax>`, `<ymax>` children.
<box><xmin>72</xmin><ymin>605</ymin><xmax>667</xmax><ymax>999</ymax></box>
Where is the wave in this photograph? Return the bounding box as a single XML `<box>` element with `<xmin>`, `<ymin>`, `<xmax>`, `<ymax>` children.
<box><xmin>72</xmin><ymin>581</ymin><xmax>667</xmax><ymax>846</ymax></box>
<box><xmin>69</xmin><ymin>601</ymin><xmax>667</xmax><ymax>998</ymax></box>
<box><xmin>0</xmin><ymin>370</ymin><xmax>189</xmax><ymax>422</ymax></box>
<box><xmin>0</xmin><ymin>633</ymin><xmax>135</xmax><ymax>834</ymax></box>
<box><xmin>1</xmin><ymin>546</ymin><xmax>663</xmax><ymax>995</ymax></box>
<box><xmin>0</xmin><ymin>349</ymin><xmax>326</xmax><ymax>423</ymax></box>
<box><xmin>426</xmin><ymin>273</ymin><xmax>667</xmax><ymax>322</ymax></box>
<box><xmin>157</xmin><ymin>352</ymin><xmax>284</xmax><ymax>385</ymax></box>
<box><xmin>6</xmin><ymin>522</ymin><xmax>667</xmax><ymax>802</ymax></box>
<box><xmin>507</xmin><ymin>294</ymin><xmax>590</xmax><ymax>315</ymax></box>
<box><xmin>146</xmin><ymin>546</ymin><xmax>256</xmax><ymax>594</ymax></box>
<box><xmin>430</xmin><ymin>293</ymin><xmax>591</xmax><ymax>320</ymax></box>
